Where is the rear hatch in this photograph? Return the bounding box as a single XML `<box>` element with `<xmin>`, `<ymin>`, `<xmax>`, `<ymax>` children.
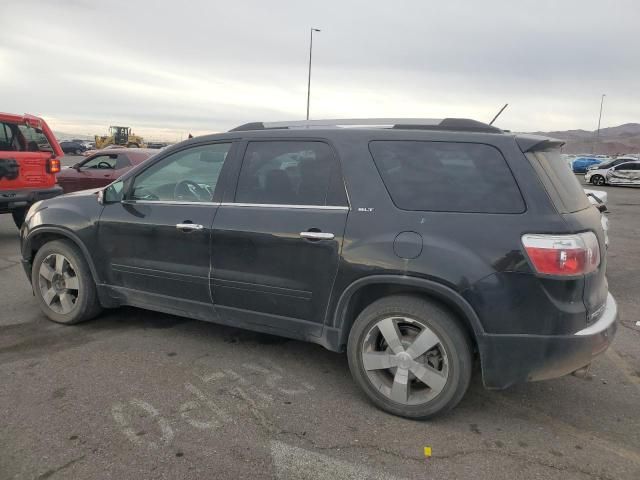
<box><xmin>0</xmin><ymin>113</ymin><xmax>63</xmax><ymax>191</ymax></box>
<box><xmin>521</xmin><ymin>138</ymin><xmax>609</xmax><ymax>326</ymax></box>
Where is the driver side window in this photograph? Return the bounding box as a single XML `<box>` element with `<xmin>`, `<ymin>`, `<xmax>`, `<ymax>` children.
<box><xmin>130</xmin><ymin>143</ymin><xmax>231</xmax><ymax>203</ymax></box>
<box><xmin>81</xmin><ymin>155</ymin><xmax>117</xmax><ymax>170</ymax></box>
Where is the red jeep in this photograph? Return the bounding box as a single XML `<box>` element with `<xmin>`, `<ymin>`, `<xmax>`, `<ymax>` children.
<box><xmin>0</xmin><ymin>113</ymin><xmax>63</xmax><ymax>227</ymax></box>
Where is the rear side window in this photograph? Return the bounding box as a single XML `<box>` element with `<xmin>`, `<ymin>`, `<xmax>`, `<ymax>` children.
<box><xmin>235</xmin><ymin>141</ymin><xmax>347</xmax><ymax>206</ymax></box>
<box><xmin>526</xmin><ymin>150</ymin><xmax>590</xmax><ymax>213</ymax></box>
<box><xmin>17</xmin><ymin>125</ymin><xmax>53</xmax><ymax>152</ymax></box>
<box><xmin>369</xmin><ymin>141</ymin><xmax>524</xmax><ymax>213</ymax></box>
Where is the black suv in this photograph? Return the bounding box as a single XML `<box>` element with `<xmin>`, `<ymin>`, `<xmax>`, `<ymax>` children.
<box><xmin>20</xmin><ymin>118</ymin><xmax>617</xmax><ymax>418</ymax></box>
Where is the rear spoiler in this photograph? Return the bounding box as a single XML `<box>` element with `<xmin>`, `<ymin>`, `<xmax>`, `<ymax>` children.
<box><xmin>516</xmin><ymin>134</ymin><xmax>565</xmax><ymax>153</ymax></box>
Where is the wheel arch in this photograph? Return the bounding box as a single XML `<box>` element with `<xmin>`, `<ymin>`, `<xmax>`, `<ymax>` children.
<box><xmin>23</xmin><ymin>227</ymin><xmax>100</xmax><ymax>284</ymax></box>
<box><xmin>332</xmin><ymin>275</ymin><xmax>485</xmax><ymax>353</ymax></box>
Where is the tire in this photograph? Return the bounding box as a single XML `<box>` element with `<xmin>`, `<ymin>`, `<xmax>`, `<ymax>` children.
<box><xmin>31</xmin><ymin>240</ymin><xmax>102</xmax><ymax>324</ymax></box>
<box><xmin>11</xmin><ymin>208</ymin><xmax>27</xmax><ymax>229</ymax></box>
<box><xmin>127</xmin><ymin>143</ymin><xmax>139</xmax><ymax>148</ymax></box>
<box><xmin>591</xmin><ymin>175</ymin><xmax>605</xmax><ymax>186</ymax></box>
<box><xmin>347</xmin><ymin>295</ymin><xmax>473</xmax><ymax>419</ymax></box>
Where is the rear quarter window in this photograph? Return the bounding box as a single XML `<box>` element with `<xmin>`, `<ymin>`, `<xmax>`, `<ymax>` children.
<box><xmin>369</xmin><ymin>141</ymin><xmax>525</xmax><ymax>213</ymax></box>
<box><xmin>526</xmin><ymin>150</ymin><xmax>590</xmax><ymax>213</ymax></box>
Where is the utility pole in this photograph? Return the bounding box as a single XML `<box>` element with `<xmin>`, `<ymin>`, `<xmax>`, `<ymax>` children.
<box><xmin>306</xmin><ymin>28</ymin><xmax>321</xmax><ymax>121</ymax></box>
<box><xmin>594</xmin><ymin>94</ymin><xmax>606</xmax><ymax>154</ymax></box>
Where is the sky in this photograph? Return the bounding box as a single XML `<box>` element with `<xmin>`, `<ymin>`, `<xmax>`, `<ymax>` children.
<box><xmin>1</xmin><ymin>0</ymin><xmax>639</xmax><ymax>141</ymax></box>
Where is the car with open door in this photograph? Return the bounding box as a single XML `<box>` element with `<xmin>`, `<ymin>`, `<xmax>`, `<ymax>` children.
<box><xmin>20</xmin><ymin>118</ymin><xmax>617</xmax><ymax>419</ymax></box>
<box><xmin>0</xmin><ymin>112</ymin><xmax>63</xmax><ymax>228</ymax></box>
<box><xmin>56</xmin><ymin>148</ymin><xmax>156</xmax><ymax>193</ymax></box>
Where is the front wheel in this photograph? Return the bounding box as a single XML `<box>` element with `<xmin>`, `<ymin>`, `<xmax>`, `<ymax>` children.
<box><xmin>591</xmin><ymin>175</ymin><xmax>605</xmax><ymax>186</ymax></box>
<box><xmin>347</xmin><ymin>295</ymin><xmax>472</xmax><ymax>419</ymax></box>
<box><xmin>31</xmin><ymin>240</ymin><xmax>102</xmax><ymax>324</ymax></box>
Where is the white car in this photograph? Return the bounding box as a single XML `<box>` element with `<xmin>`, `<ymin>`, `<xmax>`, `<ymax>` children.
<box><xmin>585</xmin><ymin>159</ymin><xmax>640</xmax><ymax>186</ymax></box>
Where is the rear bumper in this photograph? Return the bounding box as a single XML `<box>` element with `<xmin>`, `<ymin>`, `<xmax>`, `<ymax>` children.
<box><xmin>0</xmin><ymin>186</ymin><xmax>63</xmax><ymax>212</ymax></box>
<box><xmin>480</xmin><ymin>293</ymin><xmax>618</xmax><ymax>389</ymax></box>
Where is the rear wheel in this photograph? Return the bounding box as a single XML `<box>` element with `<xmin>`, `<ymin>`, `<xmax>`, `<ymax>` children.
<box><xmin>592</xmin><ymin>175</ymin><xmax>605</xmax><ymax>186</ymax></box>
<box><xmin>11</xmin><ymin>208</ymin><xmax>27</xmax><ymax>228</ymax></box>
<box><xmin>347</xmin><ymin>295</ymin><xmax>473</xmax><ymax>419</ymax></box>
<box><xmin>31</xmin><ymin>240</ymin><xmax>102</xmax><ymax>324</ymax></box>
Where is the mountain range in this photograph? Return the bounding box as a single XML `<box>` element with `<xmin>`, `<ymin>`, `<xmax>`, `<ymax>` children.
<box><xmin>531</xmin><ymin>123</ymin><xmax>640</xmax><ymax>156</ymax></box>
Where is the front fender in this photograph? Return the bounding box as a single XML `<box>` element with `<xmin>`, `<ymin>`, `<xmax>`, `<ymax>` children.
<box><xmin>21</xmin><ymin>194</ymin><xmax>103</xmax><ymax>283</ymax></box>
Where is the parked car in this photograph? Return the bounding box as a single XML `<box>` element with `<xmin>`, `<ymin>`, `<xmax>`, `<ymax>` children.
<box><xmin>20</xmin><ymin>118</ymin><xmax>616</xmax><ymax>419</ymax></box>
<box><xmin>59</xmin><ymin>141</ymin><xmax>86</xmax><ymax>155</ymax></box>
<box><xmin>585</xmin><ymin>160</ymin><xmax>640</xmax><ymax>186</ymax></box>
<box><xmin>56</xmin><ymin>148</ymin><xmax>156</xmax><ymax>193</ymax></box>
<box><xmin>572</xmin><ymin>156</ymin><xmax>602</xmax><ymax>173</ymax></box>
<box><xmin>0</xmin><ymin>112</ymin><xmax>63</xmax><ymax>227</ymax></box>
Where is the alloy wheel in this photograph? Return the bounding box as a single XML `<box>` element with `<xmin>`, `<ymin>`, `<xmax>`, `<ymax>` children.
<box><xmin>362</xmin><ymin>316</ymin><xmax>449</xmax><ymax>405</ymax></box>
<box><xmin>38</xmin><ymin>253</ymin><xmax>79</xmax><ymax>314</ymax></box>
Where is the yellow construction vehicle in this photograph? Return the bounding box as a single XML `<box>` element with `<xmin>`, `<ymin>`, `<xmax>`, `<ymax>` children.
<box><xmin>95</xmin><ymin>126</ymin><xmax>145</xmax><ymax>149</ymax></box>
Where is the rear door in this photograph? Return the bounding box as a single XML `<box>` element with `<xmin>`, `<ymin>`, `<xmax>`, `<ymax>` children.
<box><xmin>0</xmin><ymin>115</ymin><xmax>62</xmax><ymax>192</ymax></box>
<box><xmin>210</xmin><ymin>140</ymin><xmax>349</xmax><ymax>338</ymax></box>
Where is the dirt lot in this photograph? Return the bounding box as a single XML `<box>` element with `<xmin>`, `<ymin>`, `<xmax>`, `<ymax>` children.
<box><xmin>1</xmin><ymin>177</ymin><xmax>639</xmax><ymax>480</ymax></box>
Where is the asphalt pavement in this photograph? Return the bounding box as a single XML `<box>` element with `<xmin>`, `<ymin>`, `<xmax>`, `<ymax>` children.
<box><xmin>1</xmin><ymin>175</ymin><xmax>639</xmax><ymax>479</ymax></box>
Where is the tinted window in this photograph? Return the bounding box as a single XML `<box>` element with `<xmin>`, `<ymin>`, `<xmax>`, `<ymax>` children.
<box><xmin>526</xmin><ymin>150</ymin><xmax>590</xmax><ymax>213</ymax></box>
<box><xmin>130</xmin><ymin>143</ymin><xmax>231</xmax><ymax>203</ymax></box>
<box><xmin>369</xmin><ymin>141</ymin><xmax>524</xmax><ymax>213</ymax></box>
<box><xmin>235</xmin><ymin>141</ymin><xmax>346</xmax><ymax>206</ymax></box>
<box><xmin>615</xmin><ymin>163</ymin><xmax>631</xmax><ymax>171</ymax></box>
<box><xmin>115</xmin><ymin>155</ymin><xmax>132</xmax><ymax>169</ymax></box>
<box><xmin>17</xmin><ymin>125</ymin><xmax>52</xmax><ymax>152</ymax></box>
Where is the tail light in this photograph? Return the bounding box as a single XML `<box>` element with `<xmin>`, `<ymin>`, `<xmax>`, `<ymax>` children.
<box><xmin>522</xmin><ymin>232</ymin><xmax>600</xmax><ymax>277</ymax></box>
<box><xmin>47</xmin><ymin>158</ymin><xmax>61</xmax><ymax>174</ymax></box>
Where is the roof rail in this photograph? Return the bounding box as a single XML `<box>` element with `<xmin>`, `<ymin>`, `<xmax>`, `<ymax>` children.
<box><xmin>229</xmin><ymin>118</ymin><xmax>502</xmax><ymax>133</ymax></box>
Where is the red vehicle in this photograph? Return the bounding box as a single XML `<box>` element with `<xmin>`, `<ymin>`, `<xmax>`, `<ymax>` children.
<box><xmin>0</xmin><ymin>113</ymin><xmax>63</xmax><ymax>227</ymax></box>
<box><xmin>56</xmin><ymin>148</ymin><xmax>156</xmax><ymax>193</ymax></box>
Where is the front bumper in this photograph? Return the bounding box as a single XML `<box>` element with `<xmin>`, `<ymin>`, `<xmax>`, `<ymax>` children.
<box><xmin>480</xmin><ymin>293</ymin><xmax>618</xmax><ymax>389</ymax></box>
<box><xmin>0</xmin><ymin>186</ymin><xmax>63</xmax><ymax>213</ymax></box>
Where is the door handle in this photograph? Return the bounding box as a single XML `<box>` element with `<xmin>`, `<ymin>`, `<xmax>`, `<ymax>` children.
<box><xmin>176</xmin><ymin>223</ymin><xmax>204</xmax><ymax>231</ymax></box>
<box><xmin>300</xmin><ymin>231</ymin><xmax>335</xmax><ymax>240</ymax></box>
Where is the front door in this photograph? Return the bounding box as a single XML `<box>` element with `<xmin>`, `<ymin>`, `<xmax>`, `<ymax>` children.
<box><xmin>62</xmin><ymin>153</ymin><xmax>122</xmax><ymax>192</ymax></box>
<box><xmin>97</xmin><ymin>142</ymin><xmax>234</xmax><ymax>314</ymax></box>
<box><xmin>211</xmin><ymin>140</ymin><xmax>349</xmax><ymax>338</ymax></box>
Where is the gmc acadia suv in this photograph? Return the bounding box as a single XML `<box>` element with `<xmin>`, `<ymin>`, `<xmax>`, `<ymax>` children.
<box><xmin>20</xmin><ymin>118</ymin><xmax>617</xmax><ymax>418</ymax></box>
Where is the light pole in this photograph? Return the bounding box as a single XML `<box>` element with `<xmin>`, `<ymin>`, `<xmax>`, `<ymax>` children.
<box><xmin>306</xmin><ymin>28</ymin><xmax>321</xmax><ymax>121</ymax></box>
<box><xmin>594</xmin><ymin>94</ymin><xmax>606</xmax><ymax>154</ymax></box>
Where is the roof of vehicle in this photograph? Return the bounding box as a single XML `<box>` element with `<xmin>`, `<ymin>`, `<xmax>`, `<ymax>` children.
<box><xmin>229</xmin><ymin>118</ymin><xmax>503</xmax><ymax>133</ymax></box>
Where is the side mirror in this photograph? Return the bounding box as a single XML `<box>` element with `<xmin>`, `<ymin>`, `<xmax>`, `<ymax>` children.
<box><xmin>102</xmin><ymin>180</ymin><xmax>125</xmax><ymax>204</ymax></box>
<box><xmin>72</xmin><ymin>163</ymin><xmax>80</xmax><ymax>170</ymax></box>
